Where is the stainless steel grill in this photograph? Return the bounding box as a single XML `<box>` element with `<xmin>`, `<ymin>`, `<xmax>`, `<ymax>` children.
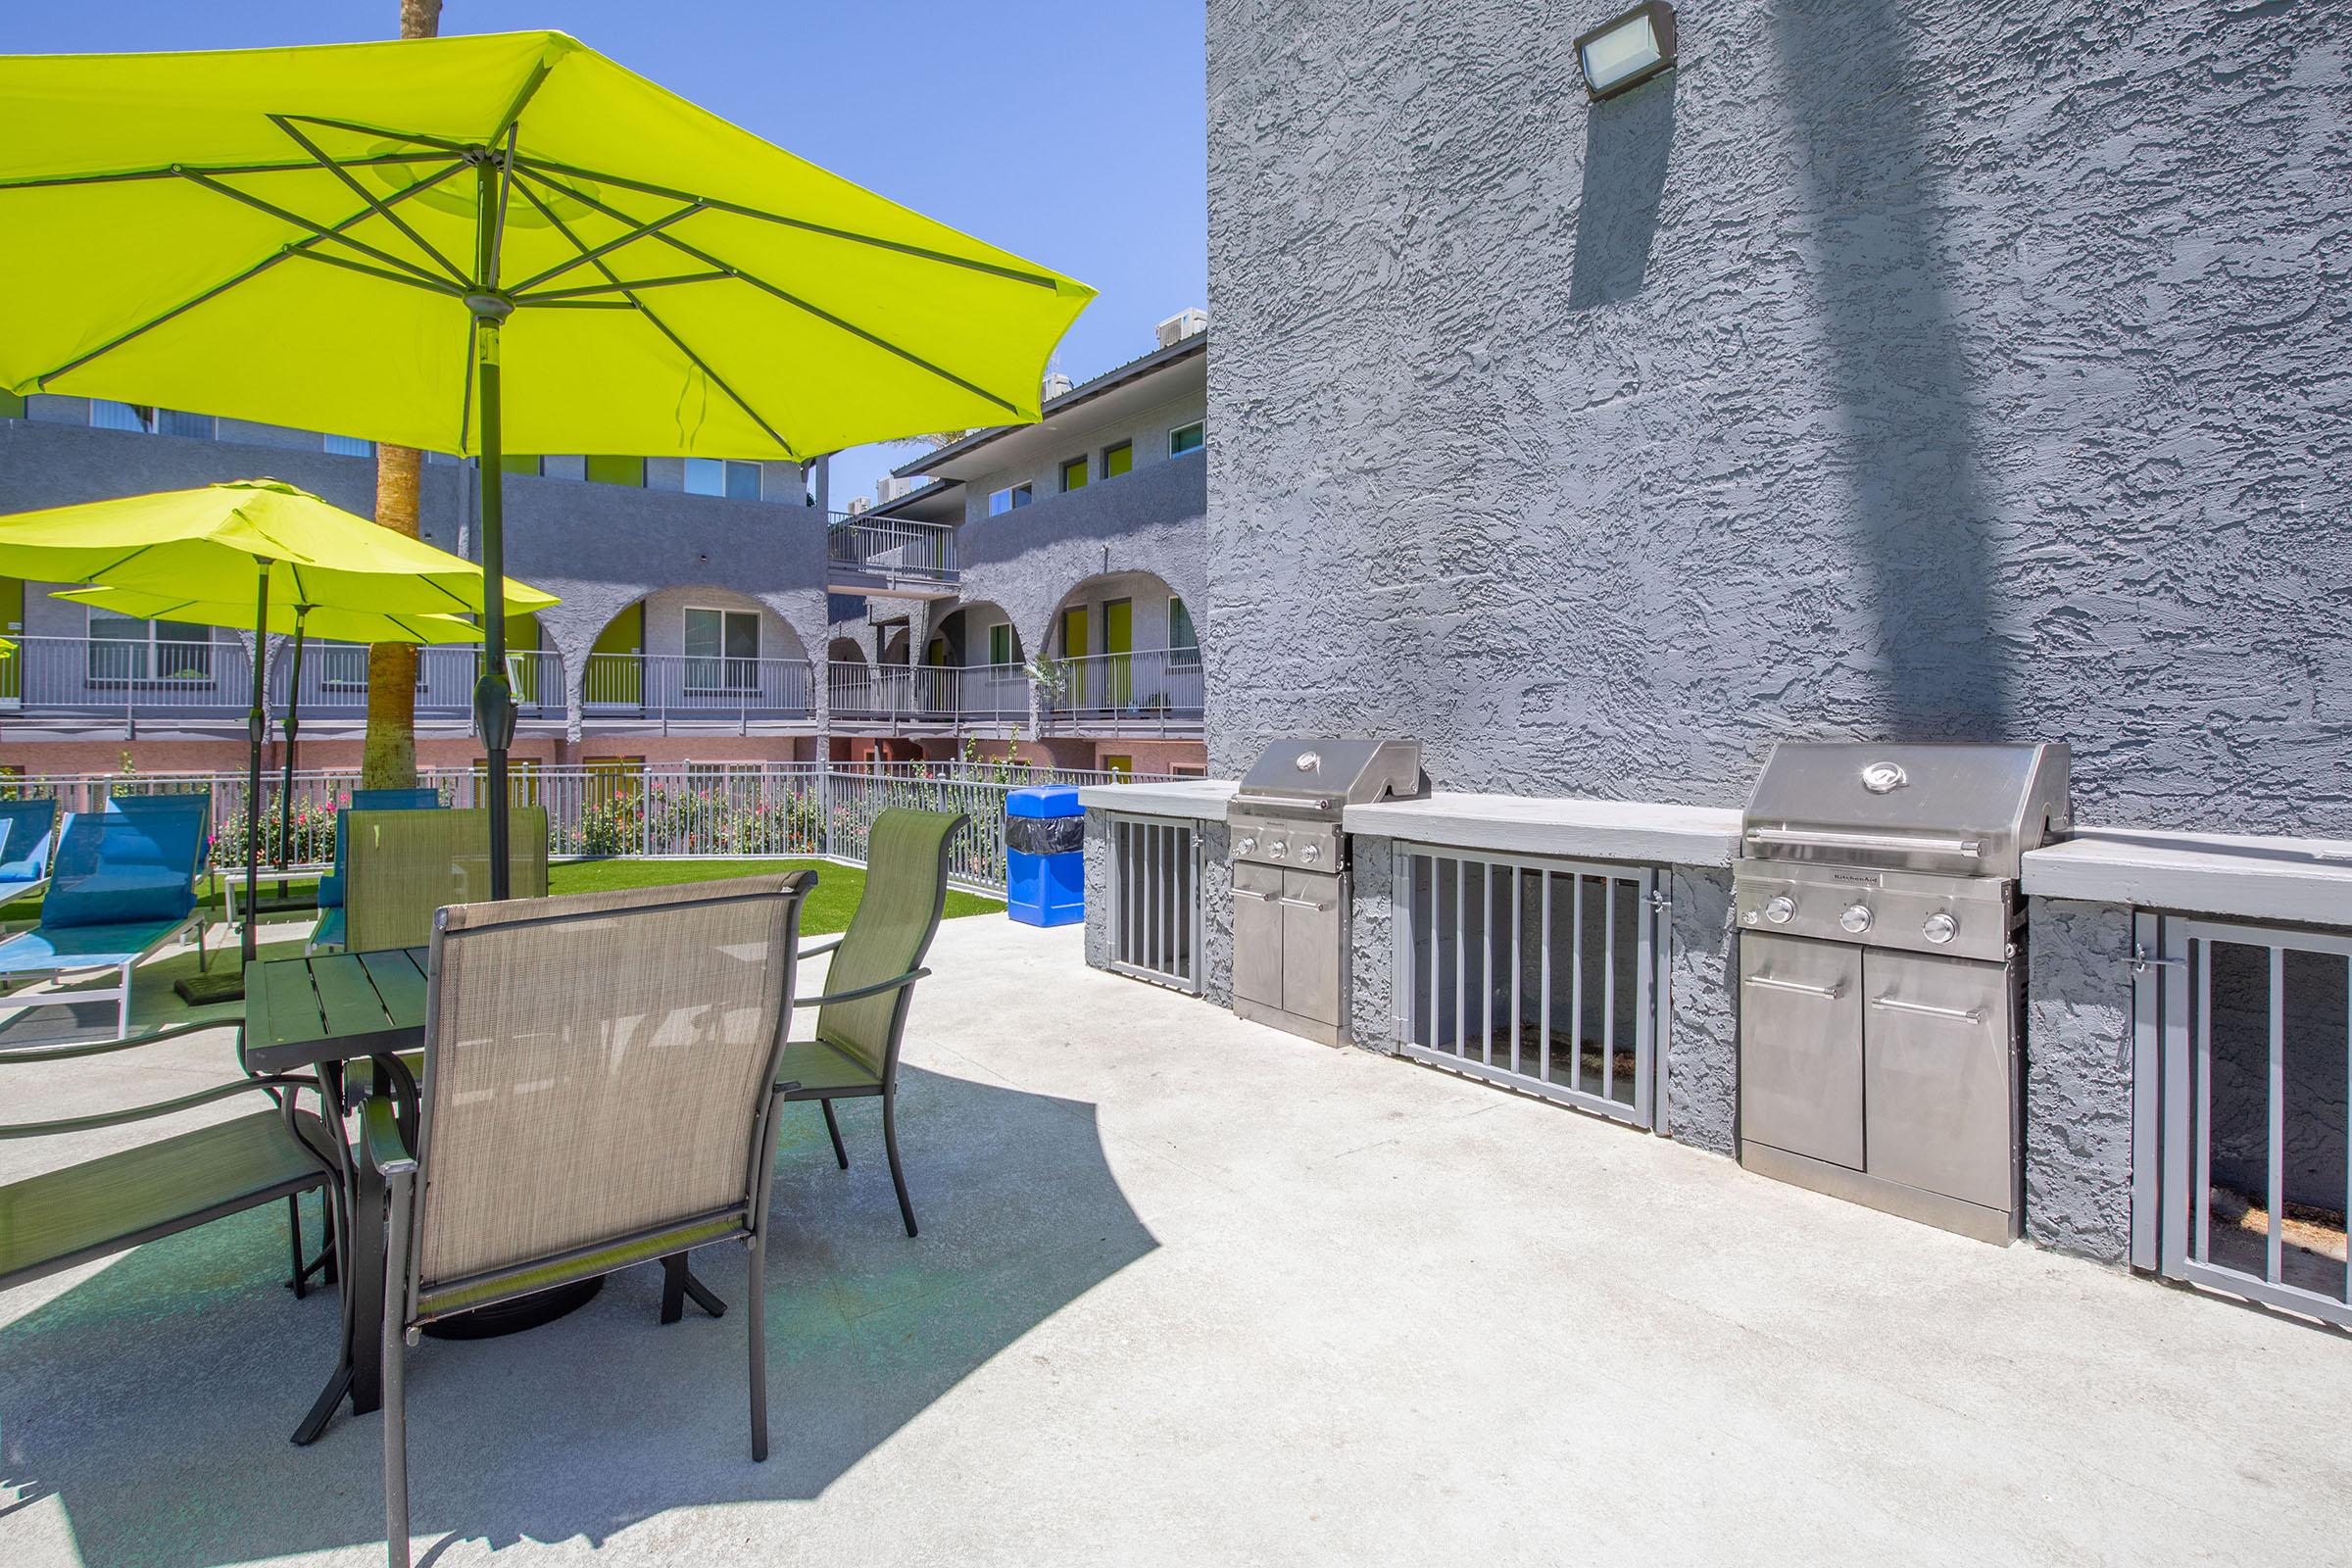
<box><xmin>1227</xmin><ymin>738</ymin><xmax>1424</xmax><ymax>1045</ymax></box>
<box><xmin>1735</xmin><ymin>741</ymin><xmax>2072</xmax><ymax>1243</ymax></box>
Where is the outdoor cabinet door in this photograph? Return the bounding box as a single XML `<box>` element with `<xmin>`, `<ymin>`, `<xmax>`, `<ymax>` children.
<box><xmin>1231</xmin><ymin>860</ymin><xmax>1283</xmax><ymax>1007</ymax></box>
<box><xmin>1861</xmin><ymin>949</ymin><xmax>2015</xmax><ymax>1211</ymax></box>
<box><xmin>1739</xmin><ymin>932</ymin><xmax>1865</xmax><ymax>1170</ymax></box>
<box><xmin>1280</xmin><ymin>869</ymin><xmax>1341</xmax><ymax>1025</ymax></box>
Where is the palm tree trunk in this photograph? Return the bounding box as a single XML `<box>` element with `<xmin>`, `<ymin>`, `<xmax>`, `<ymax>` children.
<box><xmin>359</xmin><ymin>0</ymin><xmax>443</xmax><ymax>792</ymax></box>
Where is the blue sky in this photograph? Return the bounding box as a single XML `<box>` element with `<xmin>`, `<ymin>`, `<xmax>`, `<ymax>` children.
<box><xmin>9</xmin><ymin>1</ymin><xmax>1207</xmax><ymax>509</ymax></box>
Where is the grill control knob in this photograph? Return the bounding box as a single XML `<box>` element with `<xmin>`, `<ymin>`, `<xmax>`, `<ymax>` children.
<box><xmin>1763</xmin><ymin>895</ymin><xmax>1796</xmax><ymax>925</ymax></box>
<box><xmin>1922</xmin><ymin>910</ymin><xmax>1958</xmax><ymax>945</ymax></box>
<box><xmin>1269</xmin><ymin>839</ymin><xmax>1288</xmax><ymax>859</ymax></box>
<box><xmin>1838</xmin><ymin>903</ymin><xmax>1874</xmax><ymax>934</ymax></box>
<box><xmin>1236</xmin><ymin>836</ymin><xmax>1257</xmax><ymax>857</ymax></box>
<box><xmin>1301</xmin><ymin>842</ymin><xmax>1321</xmax><ymax>864</ymax></box>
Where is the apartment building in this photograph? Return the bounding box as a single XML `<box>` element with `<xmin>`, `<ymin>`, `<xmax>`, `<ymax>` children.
<box><xmin>826</xmin><ymin>314</ymin><xmax>1209</xmax><ymax>775</ymax></box>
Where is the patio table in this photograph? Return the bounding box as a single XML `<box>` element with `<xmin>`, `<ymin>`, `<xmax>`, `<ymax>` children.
<box><xmin>243</xmin><ymin>946</ymin><xmax>601</xmax><ymax>1445</ymax></box>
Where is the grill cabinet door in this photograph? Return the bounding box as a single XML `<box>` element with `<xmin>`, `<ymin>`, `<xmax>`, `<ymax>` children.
<box><xmin>1739</xmin><ymin>933</ymin><xmax>1865</xmax><ymax>1170</ymax></box>
<box><xmin>1231</xmin><ymin>860</ymin><xmax>1283</xmax><ymax>1007</ymax></box>
<box><xmin>1861</xmin><ymin>949</ymin><xmax>2014</xmax><ymax>1211</ymax></box>
<box><xmin>1280</xmin><ymin>869</ymin><xmax>1341</xmax><ymax>1025</ymax></box>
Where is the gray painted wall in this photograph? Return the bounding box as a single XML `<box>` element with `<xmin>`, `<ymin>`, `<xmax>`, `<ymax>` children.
<box><xmin>2023</xmin><ymin>897</ymin><xmax>2137</xmax><ymax>1263</ymax></box>
<box><xmin>1204</xmin><ymin>0</ymin><xmax>2351</xmax><ymax>835</ymax></box>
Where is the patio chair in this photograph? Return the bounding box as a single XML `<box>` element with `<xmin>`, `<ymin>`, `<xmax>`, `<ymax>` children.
<box><xmin>310</xmin><ymin>787</ymin><xmax>440</xmax><ymax>949</ymax></box>
<box><xmin>781</xmin><ymin>808</ymin><xmax>964</xmax><ymax>1239</ymax></box>
<box><xmin>364</xmin><ymin>874</ymin><xmax>815</xmax><ymax>1568</ymax></box>
<box><xmin>0</xmin><ymin>795</ymin><xmax>211</xmax><ymax>1037</ymax></box>
<box><xmin>0</xmin><ymin>797</ymin><xmax>59</xmax><ymax>913</ymax></box>
<box><xmin>0</xmin><ymin>1018</ymin><xmax>340</xmax><ymax>1306</ymax></box>
<box><xmin>323</xmin><ymin>805</ymin><xmax>549</xmax><ymax>955</ymax></box>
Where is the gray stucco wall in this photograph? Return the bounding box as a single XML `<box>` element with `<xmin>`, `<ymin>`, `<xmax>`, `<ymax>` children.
<box><xmin>1348</xmin><ymin>834</ymin><xmax>1396</xmax><ymax>1051</ymax></box>
<box><xmin>1669</xmin><ymin>865</ymin><xmax>1738</xmax><ymax>1156</ymax></box>
<box><xmin>1204</xmin><ymin>0</ymin><xmax>2351</xmax><ymax>836</ymax></box>
<box><xmin>2024</xmin><ymin>898</ymin><xmax>2136</xmax><ymax>1264</ymax></box>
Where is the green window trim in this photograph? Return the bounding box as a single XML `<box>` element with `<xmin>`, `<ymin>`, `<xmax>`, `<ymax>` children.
<box><xmin>1102</xmin><ymin>440</ymin><xmax>1133</xmax><ymax>478</ymax></box>
<box><xmin>1169</xmin><ymin>421</ymin><xmax>1204</xmax><ymax>457</ymax></box>
<box><xmin>1059</xmin><ymin>455</ymin><xmax>1089</xmax><ymax>493</ymax></box>
<box><xmin>500</xmin><ymin>454</ymin><xmax>541</xmax><ymax>476</ymax></box>
<box><xmin>585</xmin><ymin>455</ymin><xmax>646</xmax><ymax>487</ymax></box>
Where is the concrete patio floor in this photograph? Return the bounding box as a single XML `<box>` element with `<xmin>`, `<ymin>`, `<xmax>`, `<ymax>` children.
<box><xmin>6</xmin><ymin>911</ymin><xmax>2352</xmax><ymax>1567</ymax></box>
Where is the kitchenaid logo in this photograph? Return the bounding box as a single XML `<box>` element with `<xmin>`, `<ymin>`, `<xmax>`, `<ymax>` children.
<box><xmin>1830</xmin><ymin>871</ymin><xmax>1884</xmax><ymax>888</ymax></box>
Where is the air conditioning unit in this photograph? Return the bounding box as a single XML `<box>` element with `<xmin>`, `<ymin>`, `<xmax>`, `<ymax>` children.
<box><xmin>846</xmin><ymin>496</ymin><xmax>871</xmax><ymax>515</ymax></box>
<box><xmin>875</xmin><ymin>474</ymin><xmax>917</xmax><ymax>505</ymax></box>
<box><xmin>1042</xmin><ymin>371</ymin><xmax>1074</xmax><ymax>401</ymax></box>
<box><xmin>1155</xmin><ymin>308</ymin><xmax>1209</xmax><ymax>348</ymax></box>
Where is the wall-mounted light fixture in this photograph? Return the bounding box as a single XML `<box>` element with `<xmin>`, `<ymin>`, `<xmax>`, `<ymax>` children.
<box><xmin>1574</xmin><ymin>2</ymin><xmax>1678</xmax><ymax>101</ymax></box>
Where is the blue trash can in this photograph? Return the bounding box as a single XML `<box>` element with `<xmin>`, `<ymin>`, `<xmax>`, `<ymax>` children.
<box><xmin>1005</xmin><ymin>785</ymin><xmax>1085</xmax><ymax>927</ymax></box>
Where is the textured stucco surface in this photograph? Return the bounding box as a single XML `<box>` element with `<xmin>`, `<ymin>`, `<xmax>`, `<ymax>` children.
<box><xmin>1203</xmin><ymin>0</ymin><xmax>2352</xmax><ymax>835</ymax></box>
<box><xmin>1082</xmin><ymin>812</ymin><xmax>1113</xmax><ymax>971</ymax></box>
<box><xmin>1669</xmin><ymin>864</ymin><xmax>1738</xmax><ymax>1155</ymax></box>
<box><xmin>1347</xmin><ymin>833</ymin><xmax>1396</xmax><ymax>1052</ymax></box>
<box><xmin>2024</xmin><ymin>898</ymin><xmax>2136</xmax><ymax>1264</ymax></box>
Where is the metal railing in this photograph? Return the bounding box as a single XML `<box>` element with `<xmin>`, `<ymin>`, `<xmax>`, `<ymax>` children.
<box><xmin>824</xmin><ymin>513</ymin><xmax>958</xmax><ymax>591</ymax></box>
<box><xmin>0</xmin><ymin>760</ymin><xmax>1176</xmax><ymax>894</ymax></box>
<box><xmin>1106</xmin><ymin>813</ymin><xmax>1202</xmax><ymax>993</ymax></box>
<box><xmin>1</xmin><ymin>633</ymin><xmax>255</xmax><ymax>722</ymax></box>
<box><xmin>826</xmin><ymin>662</ymin><xmax>1031</xmax><ymax>726</ymax></box>
<box><xmin>583</xmin><ymin>653</ymin><xmax>815</xmax><ymax>727</ymax></box>
<box><xmin>1039</xmin><ymin>647</ymin><xmax>1204</xmax><ymax>733</ymax></box>
<box><xmin>270</xmin><ymin>645</ymin><xmax>565</xmax><ymax>717</ymax></box>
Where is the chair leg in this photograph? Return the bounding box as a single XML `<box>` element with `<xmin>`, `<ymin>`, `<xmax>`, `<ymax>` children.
<box><xmin>660</xmin><ymin>1253</ymin><xmax>686</xmax><ymax>1324</ymax></box>
<box><xmin>820</xmin><ymin>1099</ymin><xmax>848</xmax><ymax>1170</ymax></box>
<box><xmin>383</xmin><ymin>1314</ymin><xmax>410</xmax><ymax>1568</ymax></box>
<box><xmin>748</xmin><ymin>1233</ymin><xmax>769</xmax><ymax>1463</ymax></box>
<box><xmin>286</xmin><ymin>1195</ymin><xmax>308</xmax><ymax>1299</ymax></box>
<box><xmin>882</xmin><ymin>1090</ymin><xmax>916</xmax><ymax>1239</ymax></box>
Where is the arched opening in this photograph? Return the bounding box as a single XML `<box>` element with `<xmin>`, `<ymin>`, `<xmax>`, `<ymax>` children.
<box><xmin>927</xmin><ymin>599</ymin><xmax>1027</xmax><ymax>721</ymax></box>
<box><xmin>826</xmin><ymin>636</ymin><xmax>867</xmax><ymax>667</ymax></box>
<box><xmin>584</xmin><ymin>587</ymin><xmax>810</xmax><ymax>718</ymax></box>
<box><xmin>1042</xmin><ymin>571</ymin><xmax>1200</xmax><ymax>724</ymax></box>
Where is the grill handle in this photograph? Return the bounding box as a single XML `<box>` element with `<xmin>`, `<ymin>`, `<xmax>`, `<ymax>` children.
<box><xmin>1277</xmin><ymin>896</ymin><xmax>1330</xmax><ymax>912</ymax></box>
<box><xmin>1235</xmin><ymin>888</ymin><xmax>1274</xmax><ymax>903</ymax></box>
<box><xmin>1744</xmin><ymin>827</ymin><xmax>1984</xmax><ymax>858</ymax></box>
<box><xmin>1869</xmin><ymin>995</ymin><xmax>1987</xmax><ymax>1025</ymax></box>
<box><xmin>1744</xmin><ymin>974</ymin><xmax>1844</xmax><ymax>1001</ymax></box>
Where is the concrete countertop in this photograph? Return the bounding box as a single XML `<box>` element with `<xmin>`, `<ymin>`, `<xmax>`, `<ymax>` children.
<box><xmin>2022</xmin><ymin>827</ymin><xmax>2352</xmax><ymax>926</ymax></box>
<box><xmin>1344</xmin><ymin>792</ymin><xmax>1744</xmax><ymax>867</ymax></box>
<box><xmin>1076</xmin><ymin>778</ymin><xmax>1238</xmax><ymax>821</ymax></box>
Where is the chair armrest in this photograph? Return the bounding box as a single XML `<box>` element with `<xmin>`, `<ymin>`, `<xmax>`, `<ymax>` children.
<box><xmin>797</xmin><ymin>935</ymin><xmax>845</xmax><ymax>959</ymax></box>
<box><xmin>361</xmin><ymin>1093</ymin><xmax>416</xmax><ymax>1177</ymax></box>
<box><xmin>769</xmin><ymin>1079</ymin><xmax>802</xmax><ymax>1097</ymax></box>
<box><xmin>0</xmin><ymin>1017</ymin><xmax>239</xmax><ymax>1065</ymax></box>
<box><xmin>793</xmin><ymin>966</ymin><xmax>931</xmax><ymax>1008</ymax></box>
<box><xmin>0</xmin><ymin>1073</ymin><xmax>309</xmax><ymax>1140</ymax></box>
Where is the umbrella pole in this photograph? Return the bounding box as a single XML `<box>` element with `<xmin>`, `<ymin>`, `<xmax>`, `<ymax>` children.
<box><xmin>276</xmin><ymin>609</ymin><xmax>307</xmax><ymax>889</ymax></box>
<box><xmin>242</xmin><ymin>561</ymin><xmax>270</xmax><ymax>969</ymax></box>
<box><xmin>471</xmin><ymin>152</ymin><xmax>514</xmax><ymax>903</ymax></box>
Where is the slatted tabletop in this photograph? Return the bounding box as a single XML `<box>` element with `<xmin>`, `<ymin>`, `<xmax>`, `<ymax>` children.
<box><xmin>243</xmin><ymin>947</ymin><xmax>431</xmax><ymax>1075</ymax></box>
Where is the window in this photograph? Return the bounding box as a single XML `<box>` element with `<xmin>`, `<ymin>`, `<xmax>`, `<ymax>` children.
<box><xmin>1102</xmin><ymin>440</ymin><xmax>1133</xmax><ymax>479</ymax></box>
<box><xmin>684</xmin><ymin>607</ymin><xmax>760</xmax><ymax>691</ymax></box>
<box><xmin>158</xmin><ymin>410</ymin><xmax>216</xmax><ymax>440</ymax></box>
<box><xmin>988</xmin><ymin>623</ymin><xmax>1014</xmax><ymax>666</ymax></box>
<box><xmin>1172</xmin><ymin>763</ymin><xmax>1207</xmax><ymax>778</ymax></box>
<box><xmin>987</xmin><ymin>483</ymin><xmax>1033</xmax><ymax>515</ymax></box>
<box><xmin>1059</xmin><ymin>456</ymin><xmax>1089</xmax><ymax>493</ymax></box>
<box><xmin>324</xmin><ymin>433</ymin><xmax>375</xmax><ymax>458</ymax></box>
<box><xmin>1170</xmin><ymin>597</ymin><xmax>1200</xmax><ymax>667</ymax></box>
<box><xmin>684</xmin><ymin>458</ymin><xmax>765</xmax><ymax>500</ymax></box>
<box><xmin>501</xmin><ymin>454</ymin><xmax>542</xmax><ymax>476</ymax></box>
<box><xmin>1169</xmin><ymin>421</ymin><xmax>1204</xmax><ymax>457</ymax></box>
<box><xmin>585</xmin><ymin>455</ymin><xmax>645</xmax><ymax>487</ymax></box>
<box><xmin>90</xmin><ymin>401</ymin><xmax>152</xmax><ymax>433</ymax></box>
<box><xmin>87</xmin><ymin>607</ymin><xmax>212</xmax><ymax>684</ymax></box>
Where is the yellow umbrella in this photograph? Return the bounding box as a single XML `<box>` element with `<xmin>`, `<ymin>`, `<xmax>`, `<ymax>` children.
<box><xmin>0</xmin><ymin>31</ymin><xmax>1092</xmax><ymax>897</ymax></box>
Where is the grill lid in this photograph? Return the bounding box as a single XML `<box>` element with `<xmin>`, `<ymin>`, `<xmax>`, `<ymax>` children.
<box><xmin>1233</xmin><ymin>738</ymin><xmax>1424</xmax><ymax>815</ymax></box>
<box><xmin>1741</xmin><ymin>741</ymin><xmax>2072</xmax><ymax>878</ymax></box>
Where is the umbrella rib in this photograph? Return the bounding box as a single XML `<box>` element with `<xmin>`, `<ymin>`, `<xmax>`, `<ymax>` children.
<box><xmin>509</xmin><ymin>172</ymin><xmax>801</xmax><ymax>458</ymax></box>
<box><xmin>512</xmin><ymin>155</ymin><xmax>1066</xmax><ymax>291</ymax></box>
<box><xmin>176</xmin><ymin>167</ymin><xmax>458</xmax><ymax>291</ymax></box>
<box><xmin>0</xmin><ymin>151</ymin><xmax>458</xmax><ymax>193</ymax></box>
<box><xmin>505</xmin><ymin>202</ymin><xmax>706</xmax><ymax>295</ymax></box>
<box><xmin>274</xmin><ymin>114</ymin><xmax>479</xmax><ymax>158</ymax></box>
<box><xmin>517</xmin><ymin>166</ymin><xmax>1026</xmax><ymax>418</ymax></box>
<box><xmin>288</xmin><ymin>249</ymin><xmax>465</xmax><ymax>296</ymax></box>
<box><xmin>269</xmin><ymin>117</ymin><xmax>473</xmax><ymax>288</ymax></box>
<box><xmin>513</xmin><ymin>271</ymin><xmax>731</xmax><ymax>302</ymax></box>
<box><xmin>33</xmin><ymin>159</ymin><xmax>472</xmax><ymax>387</ymax></box>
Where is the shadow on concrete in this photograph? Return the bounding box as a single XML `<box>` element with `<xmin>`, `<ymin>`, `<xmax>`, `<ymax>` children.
<box><xmin>1771</xmin><ymin>0</ymin><xmax>2011</xmax><ymax>735</ymax></box>
<box><xmin>0</xmin><ymin>1061</ymin><xmax>1157</xmax><ymax>1566</ymax></box>
<box><xmin>1567</xmin><ymin>72</ymin><xmax>1678</xmax><ymax>312</ymax></box>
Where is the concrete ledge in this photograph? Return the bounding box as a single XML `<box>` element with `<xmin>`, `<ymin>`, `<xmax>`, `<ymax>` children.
<box><xmin>2023</xmin><ymin>828</ymin><xmax>2352</xmax><ymax>926</ymax></box>
<box><xmin>1077</xmin><ymin>778</ymin><xmax>1237</xmax><ymax>821</ymax></box>
<box><xmin>1344</xmin><ymin>792</ymin><xmax>1742</xmax><ymax>867</ymax></box>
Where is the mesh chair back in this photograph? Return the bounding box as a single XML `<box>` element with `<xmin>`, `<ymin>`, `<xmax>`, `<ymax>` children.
<box><xmin>328</xmin><ymin>789</ymin><xmax>441</xmax><ymax>900</ymax></box>
<box><xmin>43</xmin><ymin>799</ymin><xmax>207</xmax><ymax>929</ymax></box>
<box><xmin>411</xmin><ymin>875</ymin><xmax>811</xmax><ymax>1291</ymax></box>
<box><xmin>814</xmin><ymin>808</ymin><xmax>963</xmax><ymax>1076</ymax></box>
<box><xmin>0</xmin><ymin>799</ymin><xmax>57</xmax><ymax>878</ymax></box>
<box><xmin>345</xmin><ymin>807</ymin><xmax>549</xmax><ymax>953</ymax></box>
<box><xmin>105</xmin><ymin>791</ymin><xmax>212</xmax><ymax>872</ymax></box>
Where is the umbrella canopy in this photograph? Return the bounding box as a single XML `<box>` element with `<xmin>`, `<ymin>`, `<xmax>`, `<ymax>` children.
<box><xmin>0</xmin><ymin>479</ymin><xmax>556</xmax><ymax>616</ymax></box>
<box><xmin>0</xmin><ymin>30</ymin><xmax>1096</xmax><ymax>460</ymax></box>
<box><xmin>50</xmin><ymin>586</ymin><xmax>486</xmax><ymax>645</ymax></box>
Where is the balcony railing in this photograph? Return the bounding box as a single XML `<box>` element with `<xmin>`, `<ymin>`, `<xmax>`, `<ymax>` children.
<box><xmin>269</xmin><ymin>645</ymin><xmax>566</xmax><ymax>717</ymax></box>
<box><xmin>2</xmin><ymin>634</ymin><xmax>254</xmax><ymax>721</ymax></box>
<box><xmin>584</xmin><ymin>652</ymin><xmax>815</xmax><ymax>724</ymax></box>
<box><xmin>1040</xmin><ymin>648</ymin><xmax>1204</xmax><ymax>733</ymax></box>
<box><xmin>824</xmin><ymin>513</ymin><xmax>958</xmax><ymax>597</ymax></box>
<box><xmin>826</xmin><ymin>662</ymin><xmax>1031</xmax><ymax>725</ymax></box>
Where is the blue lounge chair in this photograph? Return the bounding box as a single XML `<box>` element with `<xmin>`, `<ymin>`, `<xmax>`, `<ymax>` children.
<box><xmin>0</xmin><ymin>794</ymin><xmax>211</xmax><ymax>1037</ymax></box>
<box><xmin>0</xmin><ymin>798</ymin><xmax>60</xmax><ymax>914</ymax></box>
<box><xmin>311</xmin><ymin>787</ymin><xmax>440</xmax><ymax>953</ymax></box>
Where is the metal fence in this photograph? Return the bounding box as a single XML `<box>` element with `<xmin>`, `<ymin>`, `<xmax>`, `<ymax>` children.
<box><xmin>1105</xmin><ymin>813</ymin><xmax>1201</xmax><ymax>993</ymax></box>
<box><xmin>0</xmin><ymin>760</ymin><xmax>1173</xmax><ymax>895</ymax></box>
<box><xmin>582</xmin><ymin>653</ymin><xmax>815</xmax><ymax>728</ymax></box>
<box><xmin>1041</xmin><ymin>648</ymin><xmax>1204</xmax><ymax>732</ymax></box>
<box><xmin>1394</xmin><ymin>844</ymin><xmax>1669</xmax><ymax>1129</ymax></box>
<box><xmin>824</xmin><ymin>513</ymin><xmax>959</xmax><ymax>592</ymax></box>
